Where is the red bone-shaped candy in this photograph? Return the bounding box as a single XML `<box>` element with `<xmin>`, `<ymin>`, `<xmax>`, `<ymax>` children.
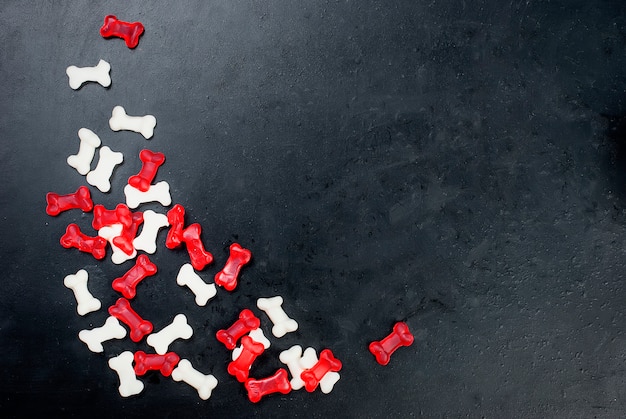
<box><xmin>245</xmin><ymin>368</ymin><xmax>292</xmax><ymax>403</ymax></box>
<box><xmin>112</xmin><ymin>211</ymin><xmax>144</xmax><ymax>255</ymax></box>
<box><xmin>133</xmin><ymin>351</ymin><xmax>180</xmax><ymax>377</ymax></box>
<box><xmin>166</xmin><ymin>204</ymin><xmax>214</xmax><ymax>271</ymax></box>
<box><xmin>92</xmin><ymin>203</ymin><xmax>133</xmax><ymax>231</ymax></box>
<box><xmin>109</xmin><ymin>297</ymin><xmax>153</xmax><ymax>342</ymax></box>
<box><xmin>368</xmin><ymin>321</ymin><xmax>414</xmax><ymax>366</ymax></box>
<box><xmin>99</xmin><ymin>15</ymin><xmax>144</xmax><ymax>49</ymax></box>
<box><xmin>128</xmin><ymin>150</ymin><xmax>165</xmax><ymax>192</ymax></box>
<box><xmin>60</xmin><ymin>223</ymin><xmax>107</xmax><ymax>260</ymax></box>
<box><xmin>216</xmin><ymin>308</ymin><xmax>261</xmax><ymax>350</ymax></box>
<box><xmin>46</xmin><ymin>185</ymin><xmax>93</xmax><ymax>216</ymax></box>
<box><xmin>112</xmin><ymin>254</ymin><xmax>157</xmax><ymax>299</ymax></box>
<box><xmin>301</xmin><ymin>349</ymin><xmax>342</xmax><ymax>392</ymax></box>
<box><xmin>227</xmin><ymin>335</ymin><xmax>265</xmax><ymax>382</ymax></box>
<box><xmin>214</xmin><ymin>243</ymin><xmax>252</xmax><ymax>291</ymax></box>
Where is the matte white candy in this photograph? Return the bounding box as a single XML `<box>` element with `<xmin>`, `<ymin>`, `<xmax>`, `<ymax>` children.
<box><xmin>171</xmin><ymin>359</ymin><xmax>218</xmax><ymax>400</ymax></box>
<box><xmin>63</xmin><ymin>269</ymin><xmax>101</xmax><ymax>316</ymax></box>
<box><xmin>86</xmin><ymin>146</ymin><xmax>123</xmax><ymax>193</ymax></box>
<box><xmin>124</xmin><ymin>181</ymin><xmax>171</xmax><ymax>209</ymax></box>
<box><xmin>133</xmin><ymin>210</ymin><xmax>169</xmax><ymax>254</ymax></box>
<box><xmin>108</xmin><ymin>351</ymin><xmax>144</xmax><ymax>397</ymax></box>
<box><xmin>98</xmin><ymin>223</ymin><xmax>136</xmax><ymax>264</ymax></box>
<box><xmin>256</xmin><ymin>296</ymin><xmax>298</xmax><ymax>338</ymax></box>
<box><xmin>67</xmin><ymin>128</ymin><xmax>101</xmax><ymax>175</ymax></box>
<box><xmin>176</xmin><ymin>263</ymin><xmax>217</xmax><ymax>306</ymax></box>
<box><xmin>109</xmin><ymin>105</ymin><xmax>157</xmax><ymax>139</ymax></box>
<box><xmin>279</xmin><ymin>346</ymin><xmax>340</xmax><ymax>393</ymax></box>
<box><xmin>146</xmin><ymin>313</ymin><xmax>193</xmax><ymax>355</ymax></box>
<box><xmin>66</xmin><ymin>59</ymin><xmax>111</xmax><ymax>90</ymax></box>
<box><xmin>78</xmin><ymin>316</ymin><xmax>127</xmax><ymax>353</ymax></box>
<box><xmin>231</xmin><ymin>328</ymin><xmax>271</xmax><ymax>361</ymax></box>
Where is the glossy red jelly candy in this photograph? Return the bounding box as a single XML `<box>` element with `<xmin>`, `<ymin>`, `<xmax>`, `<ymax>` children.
<box><xmin>60</xmin><ymin>223</ymin><xmax>107</xmax><ymax>260</ymax></box>
<box><xmin>245</xmin><ymin>368</ymin><xmax>291</xmax><ymax>403</ymax></box>
<box><xmin>227</xmin><ymin>335</ymin><xmax>265</xmax><ymax>382</ymax></box>
<box><xmin>300</xmin><ymin>349</ymin><xmax>342</xmax><ymax>392</ymax></box>
<box><xmin>214</xmin><ymin>243</ymin><xmax>252</xmax><ymax>292</ymax></box>
<box><xmin>369</xmin><ymin>321</ymin><xmax>414</xmax><ymax>366</ymax></box>
<box><xmin>100</xmin><ymin>15</ymin><xmax>144</xmax><ymax>49</ymax></box>
<box><xmin>128</xmin><ymin>149</ymin><xmax>165</xmax><ymax>192</ymax></box>
<box><xmin>133</xmin><ymin>351</ymin><xmax>180</xmax><ymax>377</ymax></box>
<box><xmin>46</xmin><ymin>185</ymin><xmax>93</xmax><ymax>216</ymax></box>
<box><xmin>109</xmin><ymin>298</ymin><xmax>153</xmax><ymax>342</ymax></box>
<box><xmin>215</xmin><ymin>309</ymin><xmax>261</xmax><ymax>350</ymax></box>
<box><xmin>111</xmin><ymin>254</ymin><xmax>157</xmax><ymax>299</ymax></box>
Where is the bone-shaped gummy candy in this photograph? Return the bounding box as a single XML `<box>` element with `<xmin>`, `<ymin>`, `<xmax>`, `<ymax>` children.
<box><xmin>112</xmin><ymin>211</ymin><xmax>144</xmax><ymax>255</ymax></box>
<box><xmin>176</xmin><ymin>263</ymin><xmax>217</xmax><ymax>306</ymax></box>
<box><xmin>227</xmin><ymin>335</ymin><xmax>265</xmax><ymax>383</ymax></box>
<box><xmin>64</xmin><ymin>269</ymin><xmax>101</xmax><ymax>316</ymax></box>
<box><xmin>146</xmin><ymin>313</ymin><xmax>193</xmax><ymax>355</ymax></box>
<box><xmin>300</xmin><ymin>349</ymin><xmax>342</xmax><ymax>392</ymax></box>
<box><xmin>109</xmin><ymin>105</ymin><xmax>156</xmax><ymax>139</ymax></box>
<box><xmin>100</xmin><ymin>15</ymin><xmax>144</xmax><ymax>49</ymax></box>
<box><xmin>214</xmin><ymin>243</ymin><xmax>252</xmax><ymax>292</ymax></box>
<box><xmin>99</xmin><ymin>224</ymin><xmax>137</xmax><ymax>265</ymax></box>
<box><xmin>133</xmin><ymin>210</ymin><xmax>169</xmax><ymax>254</ymax></box>
<box><xmin>86</xmin><ymin>146</ymin><xmax>123</xmax><ymax>193</ymax></box>
<box><xmin>133</xmin><ymin>351</ymin><xmax>180</xmax><ymax>377</ymax></box>
<box><xmin>124</xmin><ymin>181</ymin><xmax>171</xmax><ymax>209</ymax></box>
<box><xmin>46</xmin><ymin>185</ymin><xmax>93</xmax><ymax>216</ymax></box>
<box><xmin>368</xmin><ymin>321</ymin><xmax>414</xmax><ymax>366</ymax></box>
<box><xmin>109</xmin><ymin>297</ymin><xmax>153</xmax><ymax>342</ymax></box>
<box><xmin>232</xmin><ymin>328</ymin><xmax>271</xmax><ymax>361</ymax></box>
<box><xmin>92</xmin><ymin>203</ymin><xmax>133</xmax><ymax>230</ymax></box>
<box><xmin>285</xmin><ymin>347</ymin><xmax>340</xmax><ymax>394</ymax></box>
<box><xmin>256</xmin><ymin>296</ymin><xmax>298</xmax><ymax>338</ymax></box>
<box><xmin>171</xmin><ymin>359</ymin><xmax>218</xmax><ymax>400</ymax></box>
<box><xmin>60</xmin><ymin>223</ymin><xmax>108</xmax><ymax>260</ymax></box>
<box><xmin>66</xmin><ymin>59</ymin><xmax>111</xmax><ymax>90</ymax></box>
<box><xmin>78</xmin><ymin>316</ymin><xmax>127</xmax><ymax>353</ymax></box>
<box><xmin>111</xmin><ymin>254</ymin><xmax>157</xmax><ymax>299</ymax></box>
<box><xmin>128</xmin><ymin>149</ymin><xmax>165</xmax><ymax>192</ymax></box>
<box><xmin>67</xmin><ymin>128</ymin><xmax>101</xmax><ymax>176</ymax></box>
<box><xmin>108</xmin><ymin>351</ymin><xmax>144</xmax><ymax>397</ymax></box>
<box><xmin>245</xmin><ymin>368</ymin><xmax>292</xmax><ymax>403</ymax></box>
<box><xmin>166</xmin><ymin>204</ymin><xmax>213</xmax><ymax>271</ymax></box>
<box><xmin>216</xmin><ymin>308</ymin><xmax>261</xmax><ymax>350</ymax></box>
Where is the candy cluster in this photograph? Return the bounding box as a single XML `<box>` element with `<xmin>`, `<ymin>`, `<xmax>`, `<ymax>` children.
<box><xmin>45</xmin><ymin>15</ymin><xmax>359</xmax><ymax>403</ymax></box>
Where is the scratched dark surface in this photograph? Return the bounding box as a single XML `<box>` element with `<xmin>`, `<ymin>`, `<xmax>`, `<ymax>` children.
<box><xmin>2</xmin><ymin>1</ymin><xmax>626</xmax><ymax>417</ymax></box>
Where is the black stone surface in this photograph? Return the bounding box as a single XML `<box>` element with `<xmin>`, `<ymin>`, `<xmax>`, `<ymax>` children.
<box><xmin>2</xmin><ymin>1</ymin><xmax>626</xmax><ymax>417</ymax></box>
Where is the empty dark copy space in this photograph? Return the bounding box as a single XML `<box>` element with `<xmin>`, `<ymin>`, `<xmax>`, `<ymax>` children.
<box><xmin>2</xmin><ymin>1</ymin><xmax>626</xmax><ymax>417</ymax></box>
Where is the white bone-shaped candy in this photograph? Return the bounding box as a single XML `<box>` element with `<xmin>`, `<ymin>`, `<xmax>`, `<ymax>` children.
<box><xmin>108</xmin><ymin>351</ymin><xmax>144</xmax><ymax>397</ymax></box>
<box><xmin>231</xmin><ymin>328</ymin><xmax>271</xmax><ymax>361</ymax></box>
<box><xmin>124</xmin><ymin>181</ymin><xmax>171</xmax><ymax>209</ymax></box>
<box><xmin>171</xmin><ymin>359</ymin><xmax>218</xmax><ymax>400</ymax></box>
<box><xmin>176</xmin><ymin>263</ymin><xmax>217</xmax><ymax>306</ymax></box>
<box><xmin>146</xmin><ymin>313</ymin><xmax>193</xmax><ymax>355</ymax></box>
<box><xmin>109</xmin><ymin>105</ymin><xmax>157</xmax><ymax>139</ymax></box>
<box><xmin>86</xmin><ymin>146</ymin><xmax>123</xmax><ymax>193</ymax></box>
<box><xmin>133</xmin><ymin>210</ymin><xmax>169</xmax><ymax>254</ymax></box>
<box><xmin>67</xmin><ymin>128</ymin><xmax>101</xmax><ymax>175</ymax></box>
<box><xmin>256</xmin><ymin>296</ymin><xmax>298</xmax><ymax>338</ymax></box>
<box><xmin>78</xmin><ymin>316</ymin><xmax>127</xmax><ymax>353</ymax></box>
<box><xmin>98</xmin><ymin>223</ymin><xmax>136</xmax><ymax>264</ymax></box>
<box><xmin>66</xmin><ymin>59</ymin><xmax>111</xmax><ymax>90</ymax></box>
<box><xmin>279</xmin><ymin>345</ymin><xmax>306</xmax><ymax>390</ymax></box>
<box><xmin>63</xmin><ymin>269</ymin><xmax>101</xmax><ymax>316</ymax></box>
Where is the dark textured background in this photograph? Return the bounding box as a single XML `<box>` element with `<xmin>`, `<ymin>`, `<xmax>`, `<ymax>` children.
<box><xmin>2</xmin><ymin>1</ymin><xmax>626</xmax><ymax>417</ymax></box>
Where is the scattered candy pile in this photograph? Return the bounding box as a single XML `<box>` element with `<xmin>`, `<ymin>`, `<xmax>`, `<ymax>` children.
<box><xmin>46</xmin><ymin>14</ymin><xmax>414</xmax><ymax>404</ymax></box>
